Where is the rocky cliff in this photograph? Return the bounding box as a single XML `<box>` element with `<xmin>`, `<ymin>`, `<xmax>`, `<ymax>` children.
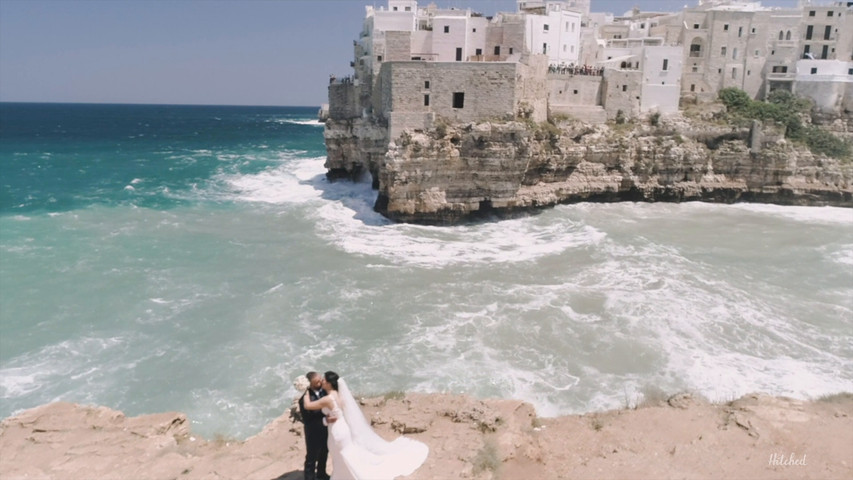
<box><xmin>325</xmin><ymin>114</ymin><xmax>852</xmax><ymax>225</ymax></box>
<box><xmin>3</xmin><ymin>393</ymin><xmax>852</xmax><ymax>479</ymax></box>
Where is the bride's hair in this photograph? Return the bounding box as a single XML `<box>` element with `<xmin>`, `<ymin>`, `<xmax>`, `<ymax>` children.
<box><xmin>324</xmin><ymin>371</ymin><xmax>339</xmax><ymax>391</ymax></box>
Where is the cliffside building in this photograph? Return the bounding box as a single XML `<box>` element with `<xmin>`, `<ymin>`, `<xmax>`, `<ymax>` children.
<box><xmin>326</xmin><ymin>0</ymin><xmax>853</xmax><ymax>138</ymax></box>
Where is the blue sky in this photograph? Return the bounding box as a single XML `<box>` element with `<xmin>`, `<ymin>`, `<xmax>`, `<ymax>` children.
<box><xmin>0</xmin><ymin>0</ymin><xmax>797</xmax><ymax>106</ymax></box>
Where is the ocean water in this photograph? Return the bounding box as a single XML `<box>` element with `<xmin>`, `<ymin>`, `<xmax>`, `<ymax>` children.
<box><xmin>1</xmin><ymin>103</ymin><xmax>851</xmax><ymax>439</ymax></box>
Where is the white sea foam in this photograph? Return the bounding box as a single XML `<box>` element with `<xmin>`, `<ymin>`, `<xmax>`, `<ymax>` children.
<box><xmin>274</xmin><ymin>119</ymin><xmax>324</xmax><ymax>127</ymax></box>
<box><xmin>221</xmin><ymin>156</ymin><xmax>327</xmax><ymax>204</ymax></box>
<box><xmin>730</xmin><ymin>203</ymin><xmax>853</xmax><ymax>225</ymax></box>
<box><xmin>830</xmin><ymin>245</ymin><xmax>853</xmax><ymax>266</ymax></box>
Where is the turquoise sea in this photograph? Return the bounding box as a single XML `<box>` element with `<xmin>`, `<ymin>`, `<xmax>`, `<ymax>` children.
<box><xmin>1</xmin><ymin>103</ymin><xmax>851</xmax><ymax>439</ymax></box>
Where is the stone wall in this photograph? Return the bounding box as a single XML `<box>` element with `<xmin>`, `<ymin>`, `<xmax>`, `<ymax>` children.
<box><xmin>328</xmin><ymin>83</ymin><xmax>360</xmax><ymax>120</ymax></box>
<box><xmin>547</xmin><ymin>74</ymin><xmax>602</xmax><ymax>107</ymax></box>
<box><xmin>385</xmin><ymin>31</ymin><xmax>412</xmax><ymax>62</ymax></box>
<box><xmin>602</xmin><ymin>70</ymin><xmax>642</xmax><ymax>119</ymax></box>
<box><xmin>377</xmin><ymin>61</ymin><xmax>519</xmax><ymax>133</ymax></box>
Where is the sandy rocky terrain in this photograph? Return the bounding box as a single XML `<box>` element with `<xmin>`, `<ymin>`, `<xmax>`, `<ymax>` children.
<box><xmin>1</xmin><ymin>391</ymin><xmax>851</xmax><ymax>480</ymax></box>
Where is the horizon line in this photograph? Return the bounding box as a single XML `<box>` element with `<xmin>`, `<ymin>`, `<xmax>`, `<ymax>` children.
<box><xmin>0</xmin><ymin>100</ymin><xmax>321</xmax><ymax>108</ymax></box>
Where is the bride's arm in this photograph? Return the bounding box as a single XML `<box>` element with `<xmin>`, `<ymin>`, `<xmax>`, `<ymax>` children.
<box><xmin>302</xmin><ymin>392</ymin><xmax>331</xmax><ymax>411</ymax></box>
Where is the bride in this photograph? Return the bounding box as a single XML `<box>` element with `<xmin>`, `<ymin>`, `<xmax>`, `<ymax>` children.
<box><xmin>302</xmin><ymin>371</ymin><xmax>429</xmax><ymax>480</ymax></box>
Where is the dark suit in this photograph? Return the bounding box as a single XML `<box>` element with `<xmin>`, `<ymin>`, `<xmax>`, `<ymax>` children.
<box><xmin>298</xmin><ymin>389</ymin><xmax>329</xmax><ymax>480</ymax></box>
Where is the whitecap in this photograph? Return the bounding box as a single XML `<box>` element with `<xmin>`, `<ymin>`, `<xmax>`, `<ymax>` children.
<box><xmin>729</xmin><ymin>203</ymin><xmax>853</xmax><ymax>225</ymax></box>
<box><xmin>275</xmin><ymin>119</ymin><xmax>324</xmax><ymax>127</ymax></box>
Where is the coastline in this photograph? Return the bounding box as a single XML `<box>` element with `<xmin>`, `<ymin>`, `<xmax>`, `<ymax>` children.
<box><xmin>2</xmin><ymin>391</ymin><xmax>851</xmax><ymax>480</ymax></box>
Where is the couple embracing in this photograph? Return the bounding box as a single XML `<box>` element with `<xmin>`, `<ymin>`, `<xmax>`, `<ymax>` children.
<box><xmin>297</xmin><ymin>371</ymin><xmax>429</xmax><ymax>480</ymax></box>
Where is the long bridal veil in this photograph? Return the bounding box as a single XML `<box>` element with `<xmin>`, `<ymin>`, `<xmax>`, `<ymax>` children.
<box><xmin>337</xmin><ymin>378</ymin><xmax>429</xmax><ymax>476</ymax></box>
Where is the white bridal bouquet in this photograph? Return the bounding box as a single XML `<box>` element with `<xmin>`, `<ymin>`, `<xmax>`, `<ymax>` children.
<box><xmin>289</xmin><ymin>375</ymin><xmax>311</xmax><ymax>423</ymax></box>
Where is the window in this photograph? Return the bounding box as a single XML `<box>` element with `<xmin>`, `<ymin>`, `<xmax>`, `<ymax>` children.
<box><xmin>779</xmin><ymin>31</ymin><xmax>783</xmax><ymax>40</ymax></box>
<box><xmin>452</xmin><ymin>92</ymin><xmax>464</xmax><ymax>108</ymax></box>
<box><xmin>476</xmin><ymin>48</ymin><xmax>482</xmax><ymax>56</ymax></box>
<box><xmin>786</xmin><ymin>31</ymin><xmax>791</xmax><ymax>40</ymax></box>
<box><xmin>444</xmin><ymin>26</ymin><xmax>449</xmax><ymax>33</ymax></box>
<box><xmin>690</xmin><ymin>84</ymin><xmax>695</xmax><ymax>92</ymax></box>
<box><xmin>566</xmin><ymin>22</ymin><xmax>569</xmax><ymax>31</ymax></box>
<box><xmin>424</xmin><ymin>81</ymin><xmax>430</xmax><ymax>89</ymax></box>
<box><xmin>622</xmin><ymin>85</ymin><xmax>627</xmax><ymax>91</ymax></box>
<box><xmin>693</xmin><ymin>23</ymin><xmax>699</xmax><ymax>29</ymax></box>
<box><xmin>809</xmin><ymin>10</ymin><xmax>815</xmax><ymax>16</ymax></box>
<box><xmin>754</xmin><ymin>50</ymin><xmax>759</xmax><ymax>57</ymax></box>
<box><xmin>473</xmin><ymin>28</ymin><xmax>477</xmax><ymax>33</ymax></box>
<box><xmin>806</xmin><ymin>25</ymin><xmax>813</xmax><ymax>40</ymax></box>
<box><xmin>848</xmin><ymin>68</ymin><xmax>853</xmax><ymax>75</ymax></box>
<box><xmin>544</xmin><ymin>24</ymin><xmax>549</xmax><ymax>31</ymax></box>
<box><xmin>509</xmin><ymin>47</ymin><xmax>514</xmax><ymax>54</ymax></box>
<box><xmin>811</xmin><ymin>67</ymin><xmax>817</xmax><ymax>74</ymax></box>
<box><xmin>662</xmin><ymin>59</ymin><xmax>669</xmax><ymax>70</ymax></box>
<box><xmin>724</xmin><ymin>24</ymin><xmax>729</xmax><ymax>31</ymax></box>
<box><xmin>424</xmin><ymin>94</ymin><xmax>430</xmax><ymax>106</ymax></box>
<box><xmin>494</xmin><ymin>46</ymin><xmax>501</xmax><ymax>55</ymax></box>
<box><xmin>573</xmin><ymin>89</ymin><xmax>578</xmax><ymax>94</ymax></box>
<box><xmin>824</xmin><ymin>25</ymin><xmax>832</xmax><ymax>40</ymax></box>
<box><xmin>690</xmin><ymin>44</ymin><xmax>701</xmax><ymax>56</ymax></box>
<box><xmin>732</xmin><ymin>68</ymin><xmax>737</xmax><ymax>79</ymax></box>
<box><xmin>828</xmin><ymin>11</ymin><xmax>834</xmax><ymax>17</ymax></box>
<box><xmin>542</xmin><ymin>43</ymin><xmax>548</xmax><ymax>54</ymax></box>
<box><xmin>733</xmin><ymin>48</ymin><xmax>738</xmax><ymax>60</ymax></box>
<box><xmin>563</xmin><ymin>45</ymin><xmax>567</xmax><ymax>52</ymax></box>
<box><xmin>721</xmin><ymin>46</ymin><xmax>727</xmax><ymax>56</ymax></box>
<box><xmin>692</xmin><ymin>64</ymin><xmax>698</xmax><ymax>72</ymax></box>
<box><xmin>405</xmin><ymin>6</ymin><xmax>411</xmax><ymax>11</ymax></box>
<box><xmin>738</xmin><ymin>26</ymin><xmax>743</xmax><ymax>37</ymax></box>
<box><xmin>821</xmin><ymin>45</ymin><xmax>828</xmax><ymax>59</ymax></box>
<box><xmin>456</xmin><ymin>47</ymin><xmax>462</xmax><ymax>61</ymax></box>
<box><xmin>392</xmin><ymin>6</ymin><xmax>398</xmax><ymax>10</ymax></box>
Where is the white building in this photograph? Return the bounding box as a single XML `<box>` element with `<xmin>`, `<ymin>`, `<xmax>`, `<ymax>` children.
<box><xmin>794</xmin><ymin>59</ymin><xmax>853</xmax><ymax>112</ymax></box>
<box><xmin>519</xmin><ymin>1</ymin><xmax>583</xmax><ymax>65</ymax></box>
<box><xmin>641</xmin><ymin>45</ymin><xmax>684</xmax><ymax>113</ymax></box>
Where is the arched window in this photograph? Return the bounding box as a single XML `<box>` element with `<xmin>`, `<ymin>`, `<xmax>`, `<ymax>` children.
<box><xmin>779</xmin><ymin>31</ymin><xmax>784</xmax><ymax>40</ymax></box>
<box><xmin>621</xmin><ymin>61</ymin><xmax>628</xmax><ymax>69</ymax></box>
<box><xmin>786</xmin><ymin>30</ymin><xmax>792</xmax><ymax>40</ymax></box>
<box><xmin>689</xmin><ymin>37</ymin><xmax>704</xmax><ymax>57</ymax></box>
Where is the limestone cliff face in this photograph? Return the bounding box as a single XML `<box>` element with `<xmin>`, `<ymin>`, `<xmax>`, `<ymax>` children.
<box><xmin>324</xmin><ymin>118</ymin><xmax>388</xmax><ymax>187</ymax></box>
<box><xmin>326</xmin><ymin>116</ymin><xmax>852</xmax><ymax>224</ymax></box>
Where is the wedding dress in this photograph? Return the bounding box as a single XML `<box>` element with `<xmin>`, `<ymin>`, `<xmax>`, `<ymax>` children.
<box><xmin>321</xmin><ymin>379</ymin><xmax>429</xmax><ymax>480</ymax></box>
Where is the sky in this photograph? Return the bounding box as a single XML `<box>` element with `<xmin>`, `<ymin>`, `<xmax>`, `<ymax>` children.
<box><xmin>0</xmin><ymin>0</ymin><xmax>799</xmax><ymax>107</ymax></box>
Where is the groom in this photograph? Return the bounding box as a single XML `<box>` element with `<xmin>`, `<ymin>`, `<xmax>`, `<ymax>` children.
<box><xmin>298</xmin><ymin>371</ymin><xmax>331</xmax><ymax>480</ymax></box>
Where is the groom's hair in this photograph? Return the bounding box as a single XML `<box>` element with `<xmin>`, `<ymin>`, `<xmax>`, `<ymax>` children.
<box><xmin>306</xmin><ymin>371</ymin><xmax>319</xmax><ymax>381</ymax></box>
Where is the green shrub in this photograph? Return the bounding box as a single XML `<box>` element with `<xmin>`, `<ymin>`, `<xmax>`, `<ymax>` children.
<box><xmin>649</xmin><ymin>111</ymin><xmax>661</xmax><ymax>126</ymax></box>
<box><xmin>718</xmin><ymin>88</ymin><xmax>848</xmax><ymax>159</ymax></box>
<box><xmin>719</xmin><ymin>88</ymin><xmax>751</xmax><ymax>110</ymax></box>
<box><xmin>804</xmin><ymin>126</ymin><xmax>852</xmax><ymax>159</ymax></box>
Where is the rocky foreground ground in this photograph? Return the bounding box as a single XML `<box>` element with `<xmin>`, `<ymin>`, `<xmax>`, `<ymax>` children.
<box><xmin>1</xmin><ymin>392</ymin><xmax>851</xmax><ymax>480</ymax></box>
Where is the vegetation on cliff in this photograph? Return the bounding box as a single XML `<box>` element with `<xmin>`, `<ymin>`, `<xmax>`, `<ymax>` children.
<box><xmin>718</xmin><ymin>87</ymin><xmax>851</xmax><ymax>160</ymax></box>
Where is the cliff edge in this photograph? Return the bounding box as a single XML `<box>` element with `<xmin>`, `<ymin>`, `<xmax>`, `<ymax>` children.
<box><xmin>2</xmin><ymin>392</ymin><xmax>852</xmax><ymax>479</ymax></box>
<box><xmin>325</xmin><ymin>110</ymin><xmax>852</xmax><ymax>225</ymax></box>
